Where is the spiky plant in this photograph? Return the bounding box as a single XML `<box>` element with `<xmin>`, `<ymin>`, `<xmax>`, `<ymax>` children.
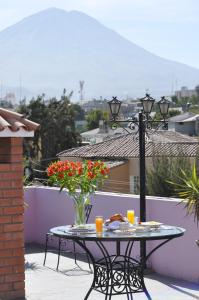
<box><xmin>169</xmin><ymin>163</ymin><xmax>199</xmax><ymax>224</ymax></box>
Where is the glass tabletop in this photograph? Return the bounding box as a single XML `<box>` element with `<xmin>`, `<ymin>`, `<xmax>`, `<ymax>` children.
<box><xmin>50</xmin><ymin>224</ymin><xmax>185</xmax><ymax>241</ymax></box>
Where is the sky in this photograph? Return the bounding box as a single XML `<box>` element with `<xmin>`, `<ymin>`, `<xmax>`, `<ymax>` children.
<box><xmin>0</xmin><ymin>0</ymin><xmax>199</xmax><ymax>69</ymax></box>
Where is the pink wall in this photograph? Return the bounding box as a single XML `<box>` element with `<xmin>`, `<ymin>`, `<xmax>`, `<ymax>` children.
<box><xmin>24</xmin><ymin>187</ymin><xmax>199</xmax><ymax>283</ymax></box>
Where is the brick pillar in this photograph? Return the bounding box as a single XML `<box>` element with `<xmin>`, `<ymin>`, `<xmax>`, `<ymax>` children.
<box><xmin>0</xmin><ymin>137</ymin><xmax>25</xmax><ymax>300</ymax></box>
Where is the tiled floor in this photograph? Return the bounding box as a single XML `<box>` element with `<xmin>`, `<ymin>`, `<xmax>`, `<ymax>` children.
<box><xmin>25</xmin><ymin>244</ymin><xmax>199</xmax><ymax>300</ymax></box>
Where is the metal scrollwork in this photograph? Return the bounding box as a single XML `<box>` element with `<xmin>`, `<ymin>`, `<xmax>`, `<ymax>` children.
<box><xmin>87</xmin><ymin>241</ymin><xmax>151</xmax><ymax>299</ymax></box>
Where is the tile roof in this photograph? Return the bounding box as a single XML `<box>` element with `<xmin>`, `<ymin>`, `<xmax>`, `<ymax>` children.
<box><xmin>0</xmin><ymin>108</ymin><xmax>39</xmax><ymax>137</ymax></box>
<box><xmin>181</xmin><ymin>115</ymin><xmax>199</xmax><ymax>123</ymax></box>
<box><xmin>169</xmin><ymin>112</ymin><xmax>196</xmax><ymax>122</ymax></box>
<box><xmin>58</xmin><ymin>130</ymin><xmax>199</xmax><ymax>159</ymax></box>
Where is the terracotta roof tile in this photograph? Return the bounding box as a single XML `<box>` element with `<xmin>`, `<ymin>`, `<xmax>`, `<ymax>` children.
<box><xmin>0</xmin><ymin>108</ymin><xmax>39</xmax><ymax>136</ymax></box>
<box><xmin>58</xmin><ymin>130</ymin><xmax>199</xmax><ymax>159</ymax></box>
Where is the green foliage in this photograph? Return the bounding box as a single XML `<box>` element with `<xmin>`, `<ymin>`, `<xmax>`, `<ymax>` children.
<box><xmin>72</xmin><ymin>103</ymin><xmax>85</xmax><ymax>121</ymax></box>
<box><xmin>168</xmin><ymin>162</ymin><xmax>199</xmax><ymax>224</ymax></box>
<box><xmin>189</xmin><ymin>106</ymin><xmax>199</xmax><ymax>114</ymax></box>
<box><xmin>155</xmin><ymin>109</ymin><xmax>181</xmax><ymax>120</ymax></box>
<box><xmin>18</xmin><ymin>90</ymin><xmax>81</xmax><ymax>170</ymax></box>
<box><xmin>172</xmin><ymin>94</ymin><xmax>199</xmax><ymax>108</ymax></box>
<box><xmin>168</xmin><ymin>110</ymin><xmax>181</xmax><ymax>118</ymax></box>
<box><xmin>171</xmin><ymin>95</ymin><xmax>178</xmax><ymax>104</ymax></box>
<box><xmin>86</xmin><ymin>109</ymin><xmax>109</xmax><ymax>130</ymax></box>
<box><xmin>146</xmin><ymin>153</ymin><xmax>191</xmax><ymax>197</ymax></box>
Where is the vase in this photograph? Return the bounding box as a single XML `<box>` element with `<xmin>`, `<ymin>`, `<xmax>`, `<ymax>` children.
<box><xmin>72</xmin><ymin>193</ymin><xmax>89</xmax><ymax>226</ymax></box>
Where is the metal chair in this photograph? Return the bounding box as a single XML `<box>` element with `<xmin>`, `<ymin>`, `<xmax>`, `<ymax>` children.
<box><xmin>43</xmin><ymin>204</ymin><xmax>92</xmax><ymax>271</ymax></box>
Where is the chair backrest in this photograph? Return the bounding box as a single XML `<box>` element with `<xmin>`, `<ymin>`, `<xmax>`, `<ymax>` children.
<box><xmin>85</xmin><ymin>204</ymin><xmax>92</xmax><ymax>223</ymax></box>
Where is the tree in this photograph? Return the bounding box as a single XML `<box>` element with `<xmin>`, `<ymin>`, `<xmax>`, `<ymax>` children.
<box><xmin>86</xmin><ymin>109</ymin><xmax>109</xmax><ymax>130</ymax></box>
<box><xmin>72</xmin><ymin>103</ymin><xmax>85</xmax><ymax>121</ymax></box>
<box><xmin>146</xmin><ymin>152</ymin><xmax>191</xmax><ymax>197</ymax></box>
<box><xmin>195</xmin><ymin>85</ymin><xmax>199</xmax><ymax>97</ymax></box>
<box><xmin>18</xmin><ymin>90</ymin><xmax>81</xmax><ymax>170</ymax></box>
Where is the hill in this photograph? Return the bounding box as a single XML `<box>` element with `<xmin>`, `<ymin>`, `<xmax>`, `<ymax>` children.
<box><xmin>0</xmin><ymin>7</ymin><xmax>198</xmax><ymax>100</ymax></box>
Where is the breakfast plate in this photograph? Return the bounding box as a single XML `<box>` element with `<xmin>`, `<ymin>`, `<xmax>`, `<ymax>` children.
<box><xmin>68</xmin><ymin>224</ymin><xmax>95</xmax><ymax>233</ymax></box>
<box><xmin>140</xmin><ymin>221</ymin><xmax>163</xmax><ymax>229</ymax></box>
<box><xmin>114</xmin><ymin>228</ymin><xmax>136</xmax><ymax>235</ymax></box>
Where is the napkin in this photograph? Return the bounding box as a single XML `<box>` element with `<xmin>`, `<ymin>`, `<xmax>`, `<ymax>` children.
<box><xmin>106</xmin><ymin>221</ymin><xmax>121</xmax><ymax>230</ymax></box>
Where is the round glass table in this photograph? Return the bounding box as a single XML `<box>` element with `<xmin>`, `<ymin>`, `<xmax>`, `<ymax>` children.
<box><xmin>50</xmin><ymin>225</ymin><xmax>185</xmax><ymax>300</ymax></box>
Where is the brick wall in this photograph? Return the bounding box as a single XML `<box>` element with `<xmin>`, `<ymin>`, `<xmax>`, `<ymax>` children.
<box><xmin>0</xmin><ymin>138</ymin><xmax>25</xmax><ymax>300</ymax></box>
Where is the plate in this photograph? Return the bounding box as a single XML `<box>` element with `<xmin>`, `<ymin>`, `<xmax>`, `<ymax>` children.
<box><xmin>134</xmin><ymin>226</ymin><xmax>151</xmax><ymax>233</ymax></box>
<box><xmin>68</xmin><ymin>225</ymin><xmax>95</xmax><ymax>233</ymax></box>
<box><xmin>140</xmin><ymin>221</ymin><xmax>163</xmax><ymax>229</ymax></box>
<box><xmin>114</xmin><ymin>228</ymin><xmax>136</xmax><ymax>235</ymax></box>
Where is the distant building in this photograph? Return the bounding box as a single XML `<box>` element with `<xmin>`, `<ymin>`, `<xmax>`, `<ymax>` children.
<box><xmin>80</xmin><ymin>99</ymin><xmax>108</xmax><ymax>112</ymax></box>
<box><xmin>168</xmin><ymin>112</ymin><xmax>199</xmax><ymax>136</ymax></box>
<box><xmin>81</xmin><ymin>120</ymin><xmax>125</xmax><ymax>144</ymax></box>
<box><xmin>175</xmin><ymin>86</ymin><xmax>197</xmax><ymax>100</ymax></box>
<box><xmin>5</xmin><ymin>93</ymin><xmax>16</xmax><ymax>104</ymax></box>
<box><xmin>0</xmin><ymin>92</ymin><xmax>16</xmax><ymax>107</ymax></box>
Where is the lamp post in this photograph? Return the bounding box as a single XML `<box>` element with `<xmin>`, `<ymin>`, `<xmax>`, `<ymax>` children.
<box><xmin>108</xmin><ymin>94</ymin><xmax>170</xmax><ymax>263</ymax></box>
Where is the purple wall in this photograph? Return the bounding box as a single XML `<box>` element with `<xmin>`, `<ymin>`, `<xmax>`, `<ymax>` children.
<box><xmin>24</xmin><ymin>187</ymin><xmax>199</xmax><ymax>283</ymax></box>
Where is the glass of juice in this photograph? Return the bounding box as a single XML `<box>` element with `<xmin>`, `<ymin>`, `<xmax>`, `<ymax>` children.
<box><xmin>95</xmin><ymin>216</ymin><xmax>104</xmax><ymax>233</ymax></box>
<box><xmin>127</xmin><ymin>210</ymin><xmax>135</xmax><ymax>224</ymax></box>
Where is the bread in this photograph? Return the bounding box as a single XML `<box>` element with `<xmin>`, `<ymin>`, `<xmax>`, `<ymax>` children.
<box><xmin>105</xmin><ymin>213</ymin><xmax>125</xmax><ymax>225</ymax></box>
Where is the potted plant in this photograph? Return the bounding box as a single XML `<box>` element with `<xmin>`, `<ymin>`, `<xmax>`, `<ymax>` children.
<box><xmin>47</xmin><ymin>160</ymin><xmax>109</xmax><ymax>226</ymax></box>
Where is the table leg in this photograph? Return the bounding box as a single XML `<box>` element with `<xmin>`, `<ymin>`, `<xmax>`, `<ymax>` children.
<box><xmin>72</xmin><ymin>240</ymin><xmax>96</xmax><ymax>300</ymax></box>
<box><xmin>95</xmin><ymin>240</ymin><xmax>147</xmax><ymax>298</ymax></box>
<box><xmin>73</xmin><ymin>238</ymin><xmax>173</xmax><ymax>300</ymax></box>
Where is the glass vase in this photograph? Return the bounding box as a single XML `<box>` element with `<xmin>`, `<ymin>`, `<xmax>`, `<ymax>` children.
<box><xmin>72</xmin><ymin>193</ymin><xmax>89</xmax><ymax>226</ymax></box>
<box><xmin>74</xmin><ymin>201</ymin><xmax>86</xmax><ymax>226</ymax></box>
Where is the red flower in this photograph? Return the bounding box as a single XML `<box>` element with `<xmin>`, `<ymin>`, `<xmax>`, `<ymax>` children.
<box><xmin>100</xmin><ymin>169</ymin><xmax>106</xmax><ymax>175</ymax></box>
<box><xmin>87</xmin><ymin>171</ymin><xmax>95</xmax><ymax>179</ymax></box>
<box><xmin>68</xmin><ymin>172</ymin><xmax>73</xmax><ymax>177</ymax></box>
<box><xmin>58</xmin><ymin>173</ymin><xmax>64</xmax><ymax>179</ymax></box>
<box><xmin>78</xmin><ymin>168</ymin><xmax>83</xmax><ymax>175</ymax></box>
<box><xmin>47</xmin><ymin>160</ymin><xmax>109</xmax><ymax>194</ymax></box>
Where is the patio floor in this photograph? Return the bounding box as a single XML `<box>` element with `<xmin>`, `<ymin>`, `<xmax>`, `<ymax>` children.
<box><xmin>25</xmin><ymin>244</ymin><xmax>199</xmax><ymax>300</ymax></box>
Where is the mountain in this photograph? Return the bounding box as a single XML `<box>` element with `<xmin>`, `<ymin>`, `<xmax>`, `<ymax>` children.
<box><xmin>0</xmin><ymin>7</ymin><xmax>199</xmax><ymax>100</ymax></box>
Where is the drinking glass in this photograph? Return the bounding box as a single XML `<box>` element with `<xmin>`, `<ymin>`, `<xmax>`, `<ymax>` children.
<box><xmin>95</xmin><ymin>216</ymin><xmax>103</xmax><ymax>233</ymax></box>
<box><xmin>127</xmin><ymin>210</ymin><xmax>135</xmax><ymax>224</ymax></box>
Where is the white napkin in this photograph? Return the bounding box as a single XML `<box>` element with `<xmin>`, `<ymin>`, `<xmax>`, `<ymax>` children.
<box><xmin>106</xmin><ymin>221</ymin><xmax>121</xmax><ymax>230</ymax></box>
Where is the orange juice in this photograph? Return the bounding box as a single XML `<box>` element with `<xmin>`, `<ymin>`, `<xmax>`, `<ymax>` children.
<box><xmin>127</xmin><ymin>210</ymin><xmax>135</xmax><ymax>224</ymax></box>
<box><xmin>95</xmin><ymin>216</ymin><xmax>103</xmax><ymax>233</ymax></box>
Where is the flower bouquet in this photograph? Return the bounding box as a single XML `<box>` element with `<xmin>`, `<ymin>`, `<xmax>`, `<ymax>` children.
<box><xmin>47</xmin><ymin>160</ymin><xmax>109</xmax><ymax>225</ymax></box>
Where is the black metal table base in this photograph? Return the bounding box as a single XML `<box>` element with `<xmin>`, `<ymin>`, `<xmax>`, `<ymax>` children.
<box><xmin>94</xmin><ymin>257</ymin><xmax>145</xmax><ymax>298</ymax></box>
<box><xmin>50</xmin><ymin>225</ymin><xmax>185</xmax><ymax>300</ymax></box>
<box><xmin>74</xmin><ymin>239</ymin><xmax>171</xmax><ymax>300</ymax></box>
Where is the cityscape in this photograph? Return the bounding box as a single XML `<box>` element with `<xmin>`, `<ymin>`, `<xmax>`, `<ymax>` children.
<box><xmin>0</xmin><ymin>2</ymin><xmax>199</xmax><ymax>300</ymax></box>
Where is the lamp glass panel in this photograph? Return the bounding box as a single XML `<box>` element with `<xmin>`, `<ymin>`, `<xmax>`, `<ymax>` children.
<box><xmin>142</xmin><ymin>99</ymin><xmax>154</xmax><ymax>114</ymax></box>
<box><xmin>159</xmin><ymin>101</ymin><xmax>169</xmax><ymax>116</ymax></box>
<box><xmin>111</xmin><ymin>102</ymin><xmax>120</xmax><ymax>116</ymax></box>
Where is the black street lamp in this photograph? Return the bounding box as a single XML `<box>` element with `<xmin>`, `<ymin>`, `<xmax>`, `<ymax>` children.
<box><xmin>108</xmin><ymin>94</ymin><xmax>170</xmax><ymax>264</ymax></box>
